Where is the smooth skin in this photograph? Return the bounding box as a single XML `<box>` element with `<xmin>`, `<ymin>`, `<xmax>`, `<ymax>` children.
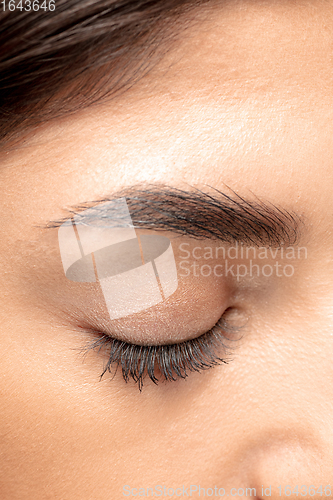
<box><xmin>1</xmin><ymin>0</ymin><xmax>333</xmax><ymax>498</ymax></box>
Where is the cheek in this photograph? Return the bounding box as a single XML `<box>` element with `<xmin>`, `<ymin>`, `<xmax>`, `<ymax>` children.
<box><xmin>1</xmin><ymin>234</ymin><xmax>333</xmax><ymax>496</ymax></box>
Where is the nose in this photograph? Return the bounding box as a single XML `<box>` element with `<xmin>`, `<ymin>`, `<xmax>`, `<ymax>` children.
<box><xmin>249</xmin><ymin>426</ymin><xmax>333</xmax><ymax>500</ymax></box>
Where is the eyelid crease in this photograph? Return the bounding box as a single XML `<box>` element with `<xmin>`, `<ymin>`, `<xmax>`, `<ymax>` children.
<box><xmin>78</xmin><ymin>315</ymin><xmax>243</xmax><ymax>391</ymax></box>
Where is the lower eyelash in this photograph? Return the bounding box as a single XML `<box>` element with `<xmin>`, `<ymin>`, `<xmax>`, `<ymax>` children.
<box><xmin>81</xmin><ymin>315</ymin><xmax>242</xmax><ymax>391</ymax></box>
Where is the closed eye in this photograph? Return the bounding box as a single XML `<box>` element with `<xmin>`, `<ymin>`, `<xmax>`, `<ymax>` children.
<box><xmin>79</xmin><ymin>311</ymin><xmax>242</xmax><ymax>391</ymax></box>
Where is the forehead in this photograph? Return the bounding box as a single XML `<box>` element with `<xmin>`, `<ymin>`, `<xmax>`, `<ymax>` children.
<box><xmin>152</xmin><ymin>0</ymin><xmax>333</xmax><ymax>98</ymax></box>
<box><xmin>2</xmin><ymin>0</ymin><xmax>333</xmax><ymax>240</ymax></box>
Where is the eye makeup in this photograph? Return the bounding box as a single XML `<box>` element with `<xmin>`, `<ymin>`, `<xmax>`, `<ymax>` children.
<box><xmin>41</xmin><ymin>184</ymin><xmax>301</xmax><ymax>390</ymax></box>
<box><xmin>80</xmin><ymin>312</ymin><xmax>241</xmax><ymax>391</ymax></box>
<box><xmin>58</xmin><ymin>199</ymin><xmax>179</xmax><ymax>323</ymax></box>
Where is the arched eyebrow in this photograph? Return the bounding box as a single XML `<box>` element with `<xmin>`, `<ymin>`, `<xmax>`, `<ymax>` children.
<box><xmin>44</xmin><ymin>184</ymin><xmax>303</xmax><ymax>247</ymax></box>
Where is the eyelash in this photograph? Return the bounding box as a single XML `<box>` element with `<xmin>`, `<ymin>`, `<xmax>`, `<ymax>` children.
<box><xmin>81</xmin><ymin>314</ymin><xmax>241</xmax><ymax>391</ymax></box>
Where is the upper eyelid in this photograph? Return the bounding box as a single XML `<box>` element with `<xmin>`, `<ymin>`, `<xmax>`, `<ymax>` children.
<box><xmin>41</xmin><ymin>184</ymin><xmax>300</xmax><ymax>388</ymax></box>
<box><xmin>44</xmin><ymin>185</ymin><xmax>301</xmax><ymax>335</ymax></box>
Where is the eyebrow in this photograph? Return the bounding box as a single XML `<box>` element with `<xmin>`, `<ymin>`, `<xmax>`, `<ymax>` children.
<box><xmin>45</xmin><ymin>184</ymin><xmax>302</xmax><ymax>247</ymax></box>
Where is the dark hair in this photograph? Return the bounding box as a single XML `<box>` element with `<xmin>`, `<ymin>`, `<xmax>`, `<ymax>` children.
<box><xmin>0</xmin><ymin>0</ymin><xmax>204</xmax><ymax>148</ymax></box>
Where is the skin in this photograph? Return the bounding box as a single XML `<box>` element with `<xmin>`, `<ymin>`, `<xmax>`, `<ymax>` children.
<box><xmin>1</xmin><ymin>0</ymin><xmax>333</xmax><ymax>498</ymax></box>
